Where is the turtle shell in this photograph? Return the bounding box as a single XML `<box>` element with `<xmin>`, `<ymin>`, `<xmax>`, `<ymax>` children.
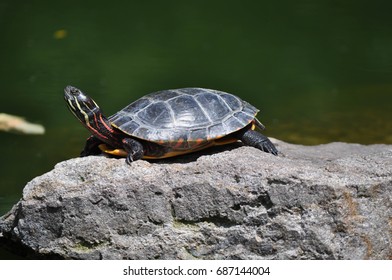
<box><xmin>109</xmin><ymin>88</ymin><xmax>259</xmax><ymax>147</ymax></box>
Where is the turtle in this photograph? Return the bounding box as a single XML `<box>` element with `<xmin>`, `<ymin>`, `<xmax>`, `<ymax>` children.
<box><xmin>64</xmin><ymin>85</ymin><xmax>278</xmax><ymax>164</ymax></box>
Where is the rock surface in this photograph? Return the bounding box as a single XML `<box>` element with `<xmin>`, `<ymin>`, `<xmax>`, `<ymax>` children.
<box><xmin>0</xmin><ymin>139</ymin><xmax>391</xmax><ymax>259</ymax></box>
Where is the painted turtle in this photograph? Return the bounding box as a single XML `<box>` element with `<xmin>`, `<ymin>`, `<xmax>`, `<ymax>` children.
<box><xmin>64</xmin><ymin>86</ymin><xmax>278</xmax><ymax>164</ymax></box>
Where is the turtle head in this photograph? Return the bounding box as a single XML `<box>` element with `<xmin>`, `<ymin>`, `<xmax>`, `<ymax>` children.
<box><xmin>64</xmin><ymin>85</ymin><xmax>101</xmax><ymax>122</ymax></box>
<box><xmin>64</xmin><ymin>85</ymin><xmax>116</xmax><ymax>143</ymax></box>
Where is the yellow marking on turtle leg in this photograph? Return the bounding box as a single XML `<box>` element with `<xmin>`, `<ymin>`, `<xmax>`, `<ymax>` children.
<box><xmin>251</xmin><ymin>123</ymin><xmax>256</xmax><ymax>130</ymax></box>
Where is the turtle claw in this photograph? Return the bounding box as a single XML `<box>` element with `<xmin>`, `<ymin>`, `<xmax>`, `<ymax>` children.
<box><xmin>258</xmin><ymin>138</ymin><xmax>279</xmax><ymax>156</ymax></box>
<box><xmin>126</xmin><ymin>154</ymin><xmax>134</xmax><ymax>165</ymax></box>
<box><xmin>123</xmin><ymin>138</ymin><xmax>144</xmax><ymax>164</ymax></box>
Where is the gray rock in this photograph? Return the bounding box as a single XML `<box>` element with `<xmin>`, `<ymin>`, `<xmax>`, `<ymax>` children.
<box><xmin>1</xmin><ymin>139</ymin><xmax>391</xmax><ymax>259</ymax></box>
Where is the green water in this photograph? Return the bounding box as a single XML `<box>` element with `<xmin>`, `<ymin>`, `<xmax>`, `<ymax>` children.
<box><xmin>1</xmin><ymin>1</ymin><xmax>392</xmax><ymax>258</ymax></box>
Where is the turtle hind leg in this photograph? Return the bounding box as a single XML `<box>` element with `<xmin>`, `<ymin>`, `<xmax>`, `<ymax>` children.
<box><xmin>236</xmin><ymin>128</ymin><xmax>278</xmax><ymax>156</ymax></box>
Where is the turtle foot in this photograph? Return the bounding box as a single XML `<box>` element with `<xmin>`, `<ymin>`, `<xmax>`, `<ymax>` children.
<box><xmin>237</xmin><ymin>129</ymin><xmax>278</xmax><ymax>156</ymax></box>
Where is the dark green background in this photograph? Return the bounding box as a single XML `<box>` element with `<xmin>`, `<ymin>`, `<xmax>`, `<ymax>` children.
<box><xmin>1</xmin><ymin>0</ymin><xmax>391</xmax><ymax>258</ymax></box>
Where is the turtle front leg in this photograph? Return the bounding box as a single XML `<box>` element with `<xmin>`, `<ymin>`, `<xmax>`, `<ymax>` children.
<box><xmin>81</xmin><ymin>135</ymin><xmax>103</xmax><ymax>157</ymax></box>
<box><xmin>237</xmin><ymin>128</ymin><xmax>278</xmax><ymax>156</ymax></box>
<box><xmin>122</xmin><ymin>138</ymin><xmax>144</xmax><ymax>164</ymax></box>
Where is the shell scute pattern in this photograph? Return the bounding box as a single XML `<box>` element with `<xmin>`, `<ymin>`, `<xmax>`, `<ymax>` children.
<box><xmin>138</xmin><ymin>101</ymin><xmax>173</xmax><ymax>128</ymax></box>
<box><xmin>110</xmin><ymin>88</ymin><xmax>258</xmax><ymax>144</ymax></box>
<box><xmin>219</xmin><ymin>92</ymin><xmax>242</xmax><ymax>111</ymax></box>
<box><xmin>167</xmin><ymin>95</ymin><xmax>210</xmax><ymax>127</ymax></box>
